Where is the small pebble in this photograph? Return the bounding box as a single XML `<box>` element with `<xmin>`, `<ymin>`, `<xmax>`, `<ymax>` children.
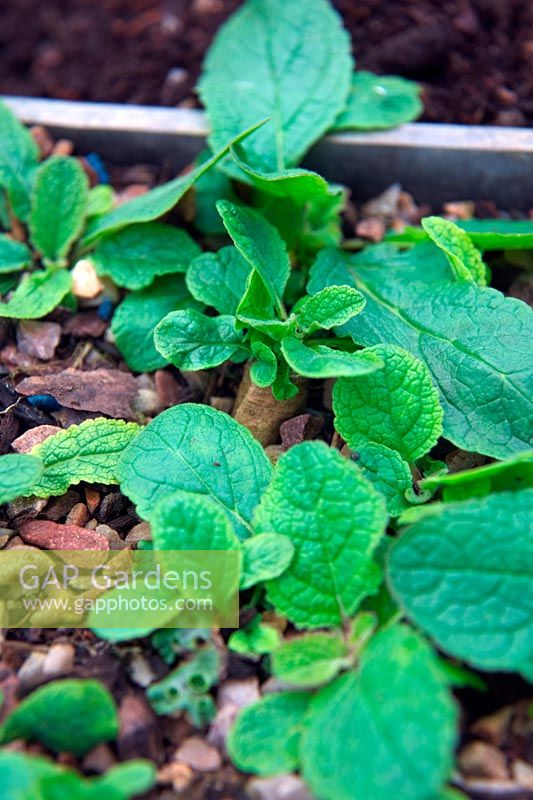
<box><xmin>85</xmin><ymin>153</ymin><xmax>110</xmax><ymax>184</ymax></box>
<box><xmin>174</xmin><ymin>737</ymin><xmax>222</xmax><ymax>772</ymax></box>
<box><xmin>157</xmin><ymin>761</ymin><xmax>193</xmax><ymax>792</ymax></box>
<box><xmin>11</xmin><ymin>425</ymin><xmax>59</xmax><ymax>454</ymax></box>
<box><xmin>65</xmin><ymin>502</ymin><xmax>90</xmax><ymax>527</ymax></box>
<box><xmin>42</xmin><ymin>642</ymin><xmax>75</xmax><ymax>677</ymax></box>
<box><xmin>17</xmin><ymin>320</ymin><xmax>61</xmax><ymax>361</ymax></box>
<box><xmin>98</xmin><ymin>297</ymin><xmax>115</xmax><ymax>321</ymax></box>
<box><xmin>246</xmin><ymin>775</ymin><xmax>314</xmax><ymax>800</ymax></box>
<box><xmin>125</xmin><ymin>522</ymin><xmax>151</xmax><ymax>546</ymax></box>
<box><xmin>27</xmin><ymin>394</ymin><xmax>61</xmax><ymax>412</ymax></box>
<box><xmin>71</xmin><ymin>258</ymin><xmax>104</xmax><ymax>299</ymax></box>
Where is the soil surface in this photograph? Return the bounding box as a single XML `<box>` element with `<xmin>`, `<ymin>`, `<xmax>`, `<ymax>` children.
<box><xmin>0</xmin><ymin>0</ymin><xmax>532</xmax><ymax>126</ymax></box>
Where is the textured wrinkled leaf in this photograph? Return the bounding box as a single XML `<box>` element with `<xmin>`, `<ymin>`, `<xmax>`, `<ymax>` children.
<box><xmin>334</xmin><ymin>71</ymin><xmax>422</xmax><ymax>131</ymax></box>
<box><xmin>119</xmin><ymin>404</ymin><xmax>272</xmax><ymax>538</ymax></box>
<box><xmin>151</xmin><ymin>491</ymin><xmax>239</xmax><ymax>550</ymax></box>
<box><xmin>199</xmin><ymin>0</ymin><xmax>352</xmax><ymax>171</ymax></box>
<box><xmin>0</xmin><ymin>100</ymin><xmax>39</xmax><ymax>221</ymax></box>
<box><xmin>272</xmin><ymin>633</ymin><xmax>349</xmax><ymax>688</ymax></box>
<box><xmin>155</xmin><ymin>309</ymin><xmax>246</xmax><ymax>370</ymax></box>
<box><xmin>333</xmin><ymin>344</ymin><xmax>443</xmax><ymax>461</ymax></box>
<box><xmin>217</xmin><ymin>200</ymin><xmax>289</xmax><ymax>318</ymax></box>
<box><xmin>29</xmin><ymin>156</ymin><xmax>89</xmax><ymax>264</ymax></box>
<box><xmin>30</xmin><ymin>419</ymin><xmax>141</xmax><ymax>498</ymax></box>
<box><xmin>355</xmin><ymin>442</ymin><xmax>413</xmax><ymax>517</ymax></box>
<box><xmin>229</xmin><ymin>617</ymin><xmax>282</xmax><ymax>656</ymax></box>
<box><xmin>112</xmin><ymin>274</ymin><xmax>200</xmax><ymax>373</ymax></box>
<box><xmin>228</xmin><ymin>692</ymin><xmax>311</xmax><ymax>775</ymax></box>
<box><xmin>241</xmin><ymin>533</ymin><xmax>294</xmax><ymax>589</ymax></box>
<box><xmin>422</xmin><ymin>216</ymin><xmax>487</xmax><ymax>285</ymax></box>
<box><xmin>0</xmin><ymin>679</ymin><xmax>118</xmax><ymax>756</ymax></box>
<box><xmin>301</xmin><ymin>625</ymin><xmax>457</xmax><ymax>800</ymax></box>
<box><xmin>281</xmin><ymin>337</ymin><xmax>384</xmax><ymax>379</ymax></box>
<box><xmin>255</xmin><ymin>441</ymin><xmax>387</xmax><ymax>627</ymax></box>
<box><xmin>309</xmin><ymin>247</ymin><xmax>533</xmax><ymax>458</ymax></box>
<box><xmin>94</xmin><ymin>223</ymin><xmax>201</xmax><ymax>289</ymax></box>
<box><xmin>297</xmin><ymin>286</ymin><xmax>365</xmax><ymax>333</ymax></box>
<box><xmin>388</xmin><ymin>490</ymin><xmax>533</xmax><ymax>674</ymax></box>
<box><xmin>387</xmin><ymin>219</ymin><xmax>533</xmax><ymax>250</ymax></box>
<box><xmin>0</xmin><ymin>234</ymin><xmax>31</xmax><ymax>273</ymax></box>
<box><xmin>0</xmin><ymin>453</ymin><xmax>43</xmax><ymax>504</ymax></box>
<box><xmin>82</xmin><ymin>120</ymin><xmax>266</xmax><ymax>245</ymax></box>
<box><xmin>186</xmin><ymin>246</ymin><xmax>251</xmax><ymax>314</ymax></box>
<box><xmin>422</xmin><ymin>450</ymin><xmax>533</xmax><ymax>502</ymax></box>
<box><xmin>0</xmin><ymin>267</ymin><xmax>72</xmax><ymax>319</ymax></box>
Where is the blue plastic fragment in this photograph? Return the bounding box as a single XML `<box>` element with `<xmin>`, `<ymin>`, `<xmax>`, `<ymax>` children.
<box><xmin>26</xmin><ymin>394</ymin><xmax>61</xmax><ymax>412</ymax></box>
<box><xmin>98</xmin><ymin>297</ymin><xmax>114</xmax><ymax>321</ymax></box>
<box><xmin>86</xmin><ymin>153</ymin><xmax>110</xmax><ymax>184</ymax></box>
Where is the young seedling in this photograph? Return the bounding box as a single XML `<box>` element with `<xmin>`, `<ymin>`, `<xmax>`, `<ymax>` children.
<box><xmin>154</xmin><ymin>201</ymin><xmax>383</xmax><ymax>440</ymax></box>
<box><xmin>0</xmin><ymin>101</ymin><xmax>264</xmax><ymax>329</ymax></box>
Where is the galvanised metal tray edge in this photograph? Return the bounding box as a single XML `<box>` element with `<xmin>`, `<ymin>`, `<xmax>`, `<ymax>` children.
<box><xmin>4</xmin><ymin>96</ymin><xmax>533</xmax><ymax>209</ymax></box>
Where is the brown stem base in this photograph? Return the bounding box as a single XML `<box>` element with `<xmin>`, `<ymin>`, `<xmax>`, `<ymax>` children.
<box><xmin>233</xmin><ymin>363</ymin><xmax>308</xmax><ymax>446</ymax></box>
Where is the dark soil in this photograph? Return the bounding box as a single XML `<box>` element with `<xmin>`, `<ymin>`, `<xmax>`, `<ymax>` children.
<box><xmin>0</xmin><ymin>0</ymin><xmax>532</xmax><ymax>126</ymax></box>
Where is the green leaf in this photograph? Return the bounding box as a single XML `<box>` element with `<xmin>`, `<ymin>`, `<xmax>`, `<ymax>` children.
<box><xmin>231</xmin><ymin>150</ymin><xmax>341</xmax><ymax>204</ymax></box>
<box><xmin>333</xmin><ymin>344</ymin><xmax>443</xmax><ymax>461</ymax></box>
<box><xmin>241</xmin><ymin>532</ymin><xmax>294</xmax><ymax>589</ymax></box>
<box><xmin>86</xmin><ymin>184</ymin><xmax>114</xmax><ymax>218</ymax></box>
<box><xmin>186</xmin><ymin>246</ymin><xmax>251</xmax><ymax>314</ymax></box>
<box><xmin>0</xmin><ymin>267</ymin><xmax>72</xmax><ymax>319</ymax></box>
<box><xmin>422</xmin><ymin>449</ymin><xmax>533</xmax><ymax>502</ymax></box>
<box><xmin>255</xmin><ymin>441</ymin><xmax>387</xmax><ymax>627</ymax></box>
<box><xmin>296</xmin><ymin>286</ymin><xmax>366</xmax><ymax>333</ymax></box>
<box><xmin>301</xmin><ymin>625</ymin><xmax>457</xmax><ymax>800</ymax></box>
<box><xmin>334</xmin><ymin>71</ymin><xmax>423</xmax><ymax>131</ymax></box>
<box><xmin>232</xmin><ymin>152</ymin><xmax>345</xmax><ymax>263</ymax></box>
<box><xmin>250</xmin><ymin>339</ymin><xmax>278</xmax><ymax>387</ymax></box>
<box><xmin>154</xmin><ymin>309</ymin><xmax>246</xmax><ymax>370</ymax></box>
<box><xmin>387</xmin><ymin>218</ymin><xmax>533</xmax><ymax>250</ymax></box>
<box><xmin>217</xmin><ymin>200</ymin><xmax>290</xmax><ymax>318</ymax></box>
<box><xmin>96</xmin><ymin>761</ymin><xmax>156</xmax><ymax>799</ymax></box>
<box><xmin>29</xmin><ymin>156</ymin><xmax>89</xmax><ymax>265</ymax></box>
<box><xmin>199</xmin><ymin>0</ymin><xmax>352</xmax><ymax>171</ymax></box>
<box><xmin>94</xmin><ymin>223</ymin><xmax>201</xmax><ymax>290</ymax></box>
<box><xmin>0</xmin><ymin>234</ymin><xmax>31</xmax><ymax>273</ymax></box>
<box><xmin>388</xmin><ymin>490</ymin><xmax>533</xmax><ymax>674</ymax></box>
<box><xmin>193</xmin><ymin>152</ymin><xmax>239</xmax><ymax>235</ymax></box>
<box><xmin>82</xmin><ymin>119</ymin><xmax>267</xmax><ymax>246</ymax></box>
<box><xmin>111</xmin><ymin>274</ymin><xmax>200</xmax><ymax>373</ymax></box>
<box><xmin>30</xmin><ymin>418</ymin><xmax>141</xmax><ymax>498</ymax></box>
<box><xmin>0</xmin><ymin>679</ymin><xmax>118</xmax><ymax>756</ymax></box>
<box><xmin>118</xmin><ymin>404</ymin><xmax>272</xmax><ymax>539</ymax></box>
<box><xmin>0</xmin><ymin>100</ymin><xmax>39</xmax><ymax>221</ymax></box>
<box><xmin>310</xmin><ymin>247</ymin><xmax>533</xmax><ymax>459</ymax></box>
<box><xmin>229</xmin><ymin>617</ymin><xmax>282</xmax><ymax>656</ymax></box>
<box><xmin>354</xmin><ymin>443</ymin><xmax>413</xmax><ymax>517</ymax></box>
<box><xmin>272</xmin><ymin>632</ymin><xmax>349</xmax><ymax>688</ymax></box>
<box><xmin>0</xmin><ymin>453</ymin><xmax>43</xmax><ymax>504</ymax></box>
<box><xmin>151</xmin><ymin>491</ymin><xmax>240</xmax><ymax>550</ymax></box>
<box><xmin>281</xmin><ymin>337</ymin><xmax>384</xmax><ymax>379</ymax></box>
<box><xmin>422</xmin><ymin>216</ymin><xmax>487</xmax><ymax>285</ymax></box>
<box><xmin>228</xmin><ymin>692</ymin><xmax>311</xmax><ymax>775</ymax></box>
